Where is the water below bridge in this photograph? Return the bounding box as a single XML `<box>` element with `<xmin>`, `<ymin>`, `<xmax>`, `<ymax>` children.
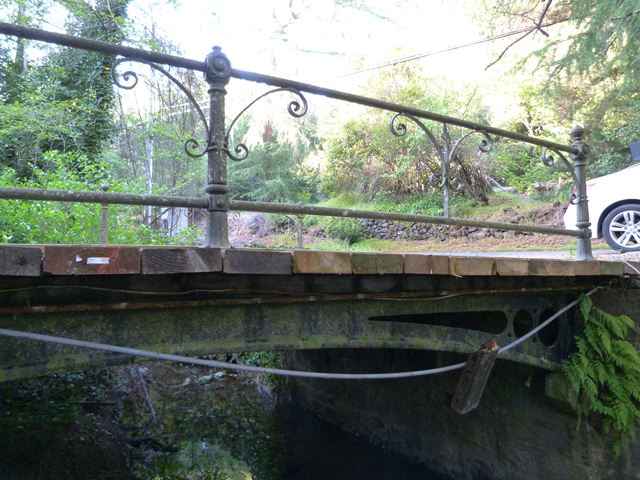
<box><xmin>0</xmin><ymin>362</ymin><xmax>450</xmax><ymax>480</ymax></box>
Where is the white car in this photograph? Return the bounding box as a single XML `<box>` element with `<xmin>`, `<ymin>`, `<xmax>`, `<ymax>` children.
<box><xmin>564</xmin><ymin>163</ymin><xmax>640</xmax><ymax>252</ymax></box>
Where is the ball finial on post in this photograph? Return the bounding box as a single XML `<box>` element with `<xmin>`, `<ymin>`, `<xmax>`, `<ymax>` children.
<box><xmin>569</xmin><ymin>125</ymin><xmax>593</xmax><ymax>261</ymax></box>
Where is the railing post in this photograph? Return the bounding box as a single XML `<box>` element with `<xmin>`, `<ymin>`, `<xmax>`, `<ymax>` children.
<box><xmin>203</xmin><ymin>46</ymin><xmax>231</xmax><ymax>248</ymax></box>
<box><xmin>441</xmin><ymin>124</ymin><xmax>451</xmax><ymax>218</ymax></box>
<box><xmin>570</xmin><ymin>125</ymin><xmax>593</xmax><ymax>261</ymax></box>
<box><xmin>99</xmin><ymin>183</ymin><xmax>110</xmax><ymax>244</ymax></box>
<box><xmin>296</xmin><ymin>215</ymin><xmax>304</xmax><ymax>249</ymax></box>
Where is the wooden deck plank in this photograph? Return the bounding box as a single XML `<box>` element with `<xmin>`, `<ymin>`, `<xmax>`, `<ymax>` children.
<box><xmin>293</xmin><ymin>250</ymin><xmax>351</xmax><ymax>274</ymax></box>
<box><xmin>0</xmin><ymin>244</ymin><xmax>633</xmax><ymax>279</ymax></box>
<box><xmin>403</xmin><ymin>254</ymin><xmax>450</xmax><ymax>275</ymax></box>
<box><xmin>574</xmin><ymin>261</ymin><xmax>602</xmax><ymax>276</ymax></box>
<box><xmin>141</xmin><ymin>248</ymin><xmax>222</xmax><ymax>274</ymax></box>
<box><xmin>622</xmin><ymin>261</ymin><xmax>640</xmax><ymax>276</ymax></box>
<box><xmin>223</xmin><ymin>249</ymin><xmax>292</xmax><ymax>274</ymax></box>
<box><xmin>495</xmin><ymin>258</ymin><xmax>529</xmax><ymax>276</ymax></box>
<box><xmin>450</xmin><ymin>257</ymin><xmax>495</xmax><ymax>276</ymax></box>
<box><xmin>529</xmin><ymin>259</ymin><xmax>576</xmax><ymax>276</ymax></box>
<box><xmin>43</xmin><ymin>246</ymin><xmax>140</xmax><ymax>275</ymax></box>
<box><xmin>0</xmin><ymin>246</ymin><xmax>42</xmax><ymax>276</ymax></box>
<box><xmin>351</xmin><ymin>253</ymin><xmax>403</xmax><ymax>274</ymax></box>
<box><xmin>597</xmin><ymin>261</ymin><xmax>624</xmax><ymax>276</ymax></box>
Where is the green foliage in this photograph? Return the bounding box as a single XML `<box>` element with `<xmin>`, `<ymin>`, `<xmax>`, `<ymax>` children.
<box><xmin>322</xmin><ymin>217</ymin><xmax>363</xmax><ymax>244</ymax></box>
<box><xmin>0</xmin><ymin>100</ymin><xmax>75</xmax><ymax>176</ymax></box>
<box><xmin>0</xmin><ymin>151</ymin><xmax>191</xmax><ymax>245</ymax></box>
<box><xmin>228</xmin><ymin>126</ymin><xmax>319</xmax><ymax>203</ymax></box>
<box><xmin>320</xmin><ymin>192</ymin><xmax>472</xmax><ymax>217</ymax></box>
<box><xmin>1</xmin><ymin>0</ymin><xmax>131</xmax><ymax>176</ymax></box>
<box><xmin>491</xmin><ymin>143</ymin><xmax>557</xmax><ymax>193</ymax></box>
<box><xmin>348</xmin><ymin>238</ymin><xmax>396</xmax><ymax>251</ymax></box>
<box><xmin>563</xmin><ymin>295</ymin><xmax>640</xmax><ymax>457</ymax></box>
<box><xmin>236</xmin><ymin>351</ymin><xmax>280</xmax><ymax>369</ymax></box>
<box><xmin>483</xmin><ymin>1</ymin><xmax>640</xmax><ymax>178</ymax></box>
<box><xmin>324</xmin><ymin>66</ymin><xmax>492</xmax><ymax>200</ymax></box>
<box><xmin>305</xmin><ymin>238</ymin><xmax>351</xmax><ymax>251</ymax></box>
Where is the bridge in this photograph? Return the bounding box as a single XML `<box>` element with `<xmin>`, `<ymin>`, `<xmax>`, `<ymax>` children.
<box><xmin>0</xmin><ymin>23</ymin><xmax>637</xmax><ymax>384</ymax></box>
<box><xmin>0</xmin><ymin>243</ymin><xmax>637</xmax><ymax>382</ymax></box>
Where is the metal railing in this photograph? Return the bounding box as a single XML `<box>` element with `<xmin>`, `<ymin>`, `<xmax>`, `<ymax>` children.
<box><xmin>0</xmin><ymin>22</ymin><xmax>593</xmax><ymax>260</ymax></box>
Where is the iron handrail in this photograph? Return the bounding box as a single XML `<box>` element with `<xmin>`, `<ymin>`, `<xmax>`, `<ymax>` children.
<box><xmin>0</xmin><ymin>22</ymin><xmax>593</xmax><ymax>258</ymax></box>
<box><xmin>0</xmin><ymin>22</ymin><xmax>576</xmax><ymax>154</ymax></box>
<box><xmin>0</xmin><ymin>187</ymin><xmax>582</xmax><ymax>238</ymax></box>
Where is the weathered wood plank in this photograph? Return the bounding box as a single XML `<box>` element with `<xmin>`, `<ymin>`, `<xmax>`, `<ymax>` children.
<box><xmin>376</xmin><ymin>253</ymin><xmax>404</xmax><ymax>274</ymax></box>
<box><xmin>495</xmin><ymin>258</ymin><xmax>529</xmax><ymax>276</ymax></box>
<box><xmin>223</xmin><ymin>249</ymin><xmax>292</xmax><ymax>274</ymax></box>
<box><xmin>43</xmin><ymin>246</ymin><xmax>140</xmax><ymax>275</ymax></box>
<box><xmin>141</xmin><ymin>248</ymin><xmax>222</xmax><ymax>274</ymax></box>
<box><xmin>574</xmin><ymin>260</ymin><xmax>602</xmax><ymax>276</ymax></box>
<box><xmin>350</xmin><ymin>252</ymin><xmax>376</xmax><ymax>274</ymax></box>
<box><xmin>0</xmin><ymin>246</ymin><xmax>42</xmax><ymax>276</ymax></box>
<box><xmin>403</xmin><ymin>254</ymin><xmax>450</xmax><ymax>275</ymax></box>
<box><xmin>529</xmin><ymin>259</ymin><xmax>576</xmax><ymax>276</ymax></box>
<box><xmin>451</xmin><ymin>340</ymin><xmax>499</xmax><ymax>415</ymax></box>
<box><xmin>293</xmin><ymin>250</ymin><xmax>351</xmax><ymax>274</ymax></box>
<box><xmin>450</xmin><ymin>257</ymin><xmax>495</xmax><ymax>276</ymax></box>
<box><xmin>599</xmin><ymin>261</ymin><xmax>624</xmax><ymax>276</ymax></box>
<box><xmin>351</xmin><ymin>253</ymin><xmax>403</xmax><ymax>274</ymax></box>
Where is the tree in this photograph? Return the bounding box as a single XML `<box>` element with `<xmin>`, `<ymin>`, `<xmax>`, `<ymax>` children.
<box><xmin>481</xmin><ymin>0</ymin><xmax>640</xmax><ymax>175</ymax></box>
<box><xmin>0</xmin><ymin>0</ymin><xmax>130</xmax><ymax>177</ymax></box>
<box><xmin>227</xmin><ymin>116</ymin><xmax>320</xmax><ymax>203</ymax></box>
<box><xmin>45</xmin><ymin>0</ymin><xmax>130</xmax><ymax>158</ymax></box>
<box><xmin>324</xmin><ymin>64</ymin><xmax>492</xmax><ymax>201</ymax></box>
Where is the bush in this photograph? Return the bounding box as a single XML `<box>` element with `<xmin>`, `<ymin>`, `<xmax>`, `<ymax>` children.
<box><xmin>322</xmin><ymin>217</ymin><xmax>363</xmax><ymax>244</ymax></box>
<box><xmin>0</xmin><ymin>151</ymin><xmax>195</xmax><ymax>246</ymax></box>
<box><xmin>491</xmin><ymin>143</ymin><xmax>559</xmax><ymax>194</ymax></box>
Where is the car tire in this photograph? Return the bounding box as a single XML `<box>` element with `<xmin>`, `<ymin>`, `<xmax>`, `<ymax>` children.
<box><xmin>602</xmin><ymin>204</ymin><xmax>640</xmax><ymax>252</ymax></box>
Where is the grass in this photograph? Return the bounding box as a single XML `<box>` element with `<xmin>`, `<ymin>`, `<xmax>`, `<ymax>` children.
<box><xmin>239</xmin><ymin>191</ymin><xmax>610</xmax><ymax>254</ymax></box>
<box><xmin>249</xmin><ymin>232</ymin><xmax>608</xmax><ymax>255</ymax></box>
<box><xmin>305</xmin><ymin>239</ymin><xmax>351</xmax><ymax>251</ymax></box>
<box><xmin>350</xmin><ymin>239</ymin><xmax>397</xmax><ymax>251</ymax></box>
<box><xmin>316</xmin><ymin>192</ymin><xmax>475</xmax><ymax>217</ymax></box>
<box><xmin>464</xmin><ymin>191</ymin><xmax>551</xmax><ymax>218</ymax></box>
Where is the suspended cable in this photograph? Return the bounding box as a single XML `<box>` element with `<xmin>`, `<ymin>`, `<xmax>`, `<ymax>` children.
<box><xmin>0</xmin><ymin>287</ymin><xmax>599</xmax><ymax>380</ymax></box>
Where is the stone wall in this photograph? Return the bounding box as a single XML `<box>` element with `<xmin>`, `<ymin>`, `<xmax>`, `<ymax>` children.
<box><xmin>357</xmin><ymin>204</ymin><xmax>564</xmax><ymax>241</ymax></box>
<box><xmin>358</xmin><ymin>219</ymin><xmax>517</xmax><ymax>241</ymax></box>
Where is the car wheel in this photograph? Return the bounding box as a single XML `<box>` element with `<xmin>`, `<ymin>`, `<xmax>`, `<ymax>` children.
<box><xmin>602</xmin><ymin>204</ymin><xmax>640</xmax><ymax>252</ymax></box>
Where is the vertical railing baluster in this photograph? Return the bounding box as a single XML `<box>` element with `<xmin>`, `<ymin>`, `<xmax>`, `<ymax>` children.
<box><xmin>570</xmin><ymin>125</ymin><xmax>593</xmax><ymax>261</ymax></box>
<box><xmin>296</xmin><ymin>215</ymin><xmax>304</xmax><ymax>249</ymax></box>
<box><xmin>99</xmin><ymin>183</ymin><xmax>110</xmax><ymax>244</ymax></box>
<box><xmin>203</xmin><ymin>46</ymin><xmax>231</xmax><ymax>248</ymax></box>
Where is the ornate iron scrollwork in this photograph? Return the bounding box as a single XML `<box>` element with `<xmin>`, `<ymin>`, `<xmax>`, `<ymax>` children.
<box><xmin>541</xmin><ymin>148</ymin><xmax>578</xmax><ymax>188</ymax></box>
<box><xmin>225</xmin><ymin>88</ymin><xmax>308</xmax><ymax>161</ymax></box>
<box><xmin>450</xmin><ymin>129</ymin><xmax>494</xmax><ymax>156</ymax></box>
<box><xmin>390</xmin><ymin>112</ymin><xmax>494</xmax><ymax>165</ymax></box>
<box><xmin>389</xmin><ymin>112</ymin><xmax>493</xmax><ymax>215</ymax></box>
<box><xmin>111</xmin><ymin>57</ymin><xmax>210</xmax><ymax>158</ymax></box>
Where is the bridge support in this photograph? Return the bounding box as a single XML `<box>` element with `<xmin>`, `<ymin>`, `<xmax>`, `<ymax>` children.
<box><xmin>0</xmin><ymin>292</ymin><xmax>573</xmax><ymax>382</ymax></box>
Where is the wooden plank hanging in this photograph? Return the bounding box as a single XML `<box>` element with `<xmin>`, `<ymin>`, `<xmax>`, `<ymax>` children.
<box><xmin>451</xmin><ymin>339</ymin><xmax>499</xmax><ymax>415</ymax></box>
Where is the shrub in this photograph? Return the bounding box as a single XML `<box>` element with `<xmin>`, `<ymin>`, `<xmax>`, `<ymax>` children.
<box><xmin>322</xmin><ymin>217</ymin><xmax>363</xmax><ymax>244</ymax></box>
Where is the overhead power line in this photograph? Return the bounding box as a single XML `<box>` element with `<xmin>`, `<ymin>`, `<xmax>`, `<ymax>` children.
<box><xmin>337</xmin><ymin>18</ymin><xmax>569</xmax><ymax>78</ymax></box>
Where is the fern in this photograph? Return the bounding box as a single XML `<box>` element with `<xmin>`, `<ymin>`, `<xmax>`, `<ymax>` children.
<box><xmin>563</xmin><ymin>295</ymin><xmax>640</xmax><ymax>457</ymax></box>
